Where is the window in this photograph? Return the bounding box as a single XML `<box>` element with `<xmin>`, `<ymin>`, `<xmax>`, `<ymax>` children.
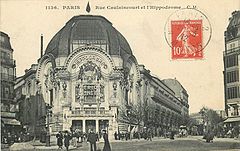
<box><xmin>50</xmin><ymin>89</ymin><xmax>53</xmax><ymax>106</ymax></box>
<box><xmin>225</xmin><ymin>54</ymin><xmax>238</xmax><ymax>68</ymax></box>
<box><xmin>76</xmin><ymin>61</ymin><xmax>104</xmax><ymax>103</ymax></box>
<box><xmin>0</xmin><ymin>35</ymin><xmax>5</xmax><ymax>42</ymax></box>
<box><xmin>233</xmin><ymin>106</ymin><xmax>239</xmax><ymax>116</ymax></box>
<box><xmin>4</xmin><ymin>86</ymin><xmax>10</xmax><ymax>99</ymax></box>
<box><xmin>72</xmin><ymin>40</ymin><xmax>107</xmax><ymax>51</ymax></box>
<box><xmin>28</xmin><ymin>81</ymin><xmax>31</xmax><ymax>95</ymax></box>
<box><xmin>226</xmin><ymin>70</ymin><xmax>239</xmax><ymax>83</ymax></box>
<box><xmin>1</xmin><ymin>103</ymin><xmax>10</xmax><ymax>112</ymax></box>
<box><xmin>2</xmin><ymin>67</ymin><xmax>8</xmax><ymax>74</ymax></box>
<box><xmin>83</xmin><ymin>85</ymin><xmax>97</xmax><ymax>102</ymax></box>
<box><xmin>9</xmin><ymin>68</ymin><xmax>13</xmax><ymax>75</ymax></box>
<box><xmin>227</xmin><ymin>86</ymin><xmax>240</xmax><ymax>99</ymax></box>
<box><xmin>230</xmin><ymin>43</ymin><xmax>235</xmax><ymax>49</ymax></box>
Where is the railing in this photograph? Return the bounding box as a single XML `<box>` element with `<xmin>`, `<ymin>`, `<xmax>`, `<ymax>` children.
<box><xmin>152</xmin><ymin>90</ymin><xmax>182</xmax><ymax>113</ymax></box>
<box><xmin>72</xmin><ymin>109</ymin><xmax>109</xmax><ymax>116</ymax></box>
<box><xmin>223</xmin><ymin>46</ymin><xmax>240</xmax><ymax>55</ymax></box>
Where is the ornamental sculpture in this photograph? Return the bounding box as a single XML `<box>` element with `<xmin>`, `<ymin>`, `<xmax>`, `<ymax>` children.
<box><xmin>78</xmin><ymin>61</ymin><xmax>102</xmax><ymax>81</ymax></box>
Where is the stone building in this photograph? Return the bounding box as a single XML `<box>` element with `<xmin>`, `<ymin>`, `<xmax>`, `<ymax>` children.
<box><xmin>14</xmin><ymin>64</ymin><xmax>47</xmax><ymax>137</ymax></box>
<box><xmin>162</xmin><ymin>78</ymin><xmax>189</xmax><ymax>116</ymax></box>
<box><xmin>0</xmin><ymin>31</ymin><xmax>20</xmax><ymax>134</ymax></box>
<box><xmin>16</xmin><ymin>15</ymin><xmax>189</xmax><ymax>138</ymax></box>
<box><xmin>223</xmin><ymin>10</ymin><xmax>240</xmax><ymax>127</ymax></box>
<box><xmin>139</xmin><ymin>66</ymin><xmax>189</xmax><ymax>132</ymax></box>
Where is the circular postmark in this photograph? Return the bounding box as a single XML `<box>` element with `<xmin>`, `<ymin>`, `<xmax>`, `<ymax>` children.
<box><xmin>164</xmin><ymin>8</ymin><xmax>212</xmax><ymax>60</ymax></box>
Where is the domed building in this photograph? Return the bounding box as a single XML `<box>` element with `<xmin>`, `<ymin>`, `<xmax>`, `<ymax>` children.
<box><xmin>37</xmin><ymin>15</ymin><xmax>140</xmax><ymax>135</ymax></box>
<box><xmin>15</xmin><ymin>15</ymin><xmax>189</xmax><ymax>139</ymax></box>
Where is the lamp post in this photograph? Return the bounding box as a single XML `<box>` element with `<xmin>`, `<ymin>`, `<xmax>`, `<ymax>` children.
<box><xmin>45</xmin><ymin>103</ymin><xmax>52</xmax><ymax>147</ymax></box>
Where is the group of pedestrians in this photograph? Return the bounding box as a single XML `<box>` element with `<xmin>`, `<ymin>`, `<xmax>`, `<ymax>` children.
<box><xmin>113</xmin><ymin>129</ymin><xmax>154</xmax><ymax>141</ymax></box>
<box><xmin>56</xmin><ymin>131</ymin><xmax>72</xmax><ymax>151</ymax></box>
<box><xmin>1</xmin><ymin>131</ymin><xmax>32</xmax><ymax>145</ymax></box>
<box><xmin>87</xmin><ymin>129</ymin><xmax>111</xmax><ymax>151</ymax></box>
<box><xmin>56</xmin><ymin>129</ymin><xmax>111</xmax><ymax>151</ymax></box>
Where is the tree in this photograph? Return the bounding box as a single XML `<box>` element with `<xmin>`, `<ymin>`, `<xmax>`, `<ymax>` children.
<box><xmin>199</xmin><ymin>107</ymin><xmax>224</xmax><ymax>134</ymax></box>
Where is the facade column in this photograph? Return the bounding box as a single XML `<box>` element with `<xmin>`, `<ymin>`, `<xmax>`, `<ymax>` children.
<box><xmin>83</xmin><ymin>119</ymin><xmax>86</xmax><ymax>133</ymax></box>
<box><xmin>96</xmin><ymin>119</ymin><xmax>99</xmax><ymax>133</ymax></box>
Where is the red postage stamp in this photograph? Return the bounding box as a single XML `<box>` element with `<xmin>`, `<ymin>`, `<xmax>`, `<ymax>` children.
<box><xmin>171</xmin><ymin>20</ymin><xmax>202</xmax><ymax>59</ymax></box>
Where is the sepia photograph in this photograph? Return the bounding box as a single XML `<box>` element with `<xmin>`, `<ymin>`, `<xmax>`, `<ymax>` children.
<box><xmin>0</xmin><ymin>0</ymin><xmax>240</xmax><ymax>150</ymax></box>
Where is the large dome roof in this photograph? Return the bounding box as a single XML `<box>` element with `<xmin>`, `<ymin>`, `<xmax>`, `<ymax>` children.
<box><xmin>45</xmin><ymin>15</ymin><xmax>133</xmax><ymax>58</ymax></box>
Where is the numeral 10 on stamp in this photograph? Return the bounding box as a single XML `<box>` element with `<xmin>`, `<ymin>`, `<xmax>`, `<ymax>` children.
<box><xmin>171</xmin><ymin>20</ymin><xmax>203</xmax><ymax>59</ymax></box>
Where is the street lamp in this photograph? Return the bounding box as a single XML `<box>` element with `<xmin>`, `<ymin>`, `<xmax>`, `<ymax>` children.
<box><xmin>45</xmin><ymin>103</ymin><xmax>52</xmax><ymax>147</ymax></box>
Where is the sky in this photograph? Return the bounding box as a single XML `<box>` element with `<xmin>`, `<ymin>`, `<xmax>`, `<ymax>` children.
<box><xmin>1</xmin><ymin>0</ymin><xmax>239</xmax><ymax>113</ymax></box>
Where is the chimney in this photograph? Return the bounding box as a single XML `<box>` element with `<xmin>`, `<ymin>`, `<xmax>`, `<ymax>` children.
<box><xmin>40</xmin><ymin>34</ymin><xmax>43</xmax><ymax>57</ymax></box>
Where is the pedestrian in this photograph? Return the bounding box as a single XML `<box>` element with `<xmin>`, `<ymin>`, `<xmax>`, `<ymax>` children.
<box><xmin>206</xmin><ymin>129</ymin><xmax>214</xmax><ymax>143</ymax></box>
<box><xmin>96</xmin><ymin>132</ymin><xmax>99</xmax><ymax>142</ymax></box>
<box><xmin>114</xmin><ymin>131</ymin><xmax>118</xmax><ymax>140</ymax></box>
<box><xmin>147</xmin><ymin>129</ymin><xmax>152</xmax><ymax>141</ymax></box>
<box><xmin>137</xmin><ymin>131</ymin><xmax>141</xmax><ymax>140</ymax></box>
<box><xmin>87</xmin><ymin>129</ymin><xmax>97</xmax><ymax>151</ymax></box>
<box><xmin>83</xmin><ymin>132</ymin><xmax>87</xmax><ymax>141</ymax></box>
<box><xmin>19</xmin><ymin>132</ymin><xmax>24</xmax><ymax>142</ymax></box>
<box><xmin>72</xmin><ymin>132</ymin><xmax>78</xmax><ymax>148</ymax></box>
<box><xmin>7</xmin><ymin>132</ymin><xmax>12</xmax><ymax>146</ymax></box>
<box><xmin>80</xmin><ymin>131</ymin><xmax>83</xmax><ymax>142</ymax></box>
<box><xmin>125</xmin><ymin>132</ymin><xmax>128</xmax><ymax>141</ymax></box>
<box><xmin>56</xmin><ymin>131</ymin><xmax>63</xmax><ymax>149</ymax></box>
<box><xmin>120</xmin><ymin>132</ymin><xmax>124</xmax><ymax>140</ymax></box>
<box><xmin>64</xmin><ymin>131</ymin><xmax>72</xmax><ymax>151</ymax></box>
<box><xmin>170</xmin><ymin>129</ymin><xmax>175</xmax><ymax>140</ymax></box>
<box><xmin>76</xmin><ymin>131</ymin><xmax>80</xmax><ymax>143</ymax></box>
<box><xmin>102</xmin><ymin>130</ymin><xmax>111</xmax><ymax>151</ymax></box>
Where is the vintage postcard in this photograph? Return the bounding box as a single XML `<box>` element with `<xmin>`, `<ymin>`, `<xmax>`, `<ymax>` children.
<box><xmin>1</xmin><ymin>0</ymin><xmax>240</xmax><ymax>150</ymax></box>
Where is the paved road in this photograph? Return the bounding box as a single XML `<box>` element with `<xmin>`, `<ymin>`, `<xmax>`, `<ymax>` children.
<box><xmin>79</xmin><ymin>136</ymin><xmax>240</xmax><ymax>151</ymax></box>
<box><xmin>4</xmin><ymin>136</ymin><xmax>240</xmax><ymax>151</ymax></box>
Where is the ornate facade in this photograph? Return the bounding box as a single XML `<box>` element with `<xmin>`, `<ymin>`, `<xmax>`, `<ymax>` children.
<box><xmin>16</xmin><ymin>15</ymin><xmax>189</xmax><ymax>138</ymax></box>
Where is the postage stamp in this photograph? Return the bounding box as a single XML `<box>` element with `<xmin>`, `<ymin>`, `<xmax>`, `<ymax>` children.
<box><xmin>164</xmin><ymin>8</ymin><xmax>212</xmax><ymax>60</ymax></box>
<box><xmin>171</xmin><ymin>20</ymin><xmax>202</xmax><ymax>59</ymax></box>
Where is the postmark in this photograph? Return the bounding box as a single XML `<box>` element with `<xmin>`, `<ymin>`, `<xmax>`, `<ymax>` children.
<box><xmin>164</xmin><ymin>8</ymin><xmax>212</xmax><ymax>60</ymax></box>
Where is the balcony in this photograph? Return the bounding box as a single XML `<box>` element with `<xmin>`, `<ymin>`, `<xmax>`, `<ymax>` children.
<box><xmin>224</xmin><ymin>46</ymin><xmax>240</xmax><ymax>56</ymax></box>
<box><xmin>71</xmin><ymin>109</ymin><xmax>111</xmax><ymax>117</ymax></box>
<box><xmin>1</xmin><ymin>58</ymin><xmax>16</xmax><ymax>66</ymax></box>
<box><xmin>151</xmin><ymin>90</ymin><xmax>182</xmax><ymax>114</ymax></box>
<box><xmin>1</xmin><ymin>111</ymin><xmax>16</xmax><ymax>118</ymax></box>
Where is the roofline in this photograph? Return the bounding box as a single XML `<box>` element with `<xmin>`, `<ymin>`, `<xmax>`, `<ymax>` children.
<box><xmin>162</xmin><ymin>78</ymin><xmax>188</xmax><ymax>93</ymax></box>
<box><xmin>67</xmin><ymin>15</ymin><xmax>112</xmax><ymax>25</ymax></box>
<box><xmin>0</xmin><ymin>31</ymin><xmax>10</xmax><ymax>37</ymax></box>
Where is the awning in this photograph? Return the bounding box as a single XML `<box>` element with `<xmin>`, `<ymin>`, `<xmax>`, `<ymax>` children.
<box><xmin>1</xmin><ymin>118</ymin><xmax>21</xmax><ymax>126</ymax></box>
<box><xmin>224</xmin><ymin>117</ymin><xmax>240</xmax><ymax>123</ymax></box>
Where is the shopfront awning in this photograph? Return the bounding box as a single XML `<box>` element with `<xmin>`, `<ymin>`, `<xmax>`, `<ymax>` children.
<box><xmin>224</xmin><ymin>117</ymin><xmax>240</xmax><ymax>123</ymax></box>
<box><xmin>1</xmin><ymin>118</ymin><xmax>21</xmax><ymax>126</ymax></box>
